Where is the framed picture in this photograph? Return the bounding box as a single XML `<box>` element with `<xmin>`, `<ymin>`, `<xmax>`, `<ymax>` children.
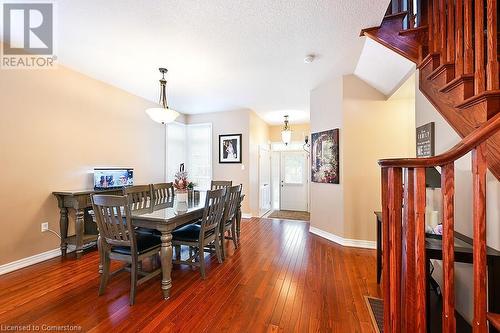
<box><xmin>219</xmin><ymin>134</ymin><xmax>242</xmax><ymax>163</ymax></box>
<box><xmin>311</xmin><ymin>129</ymin><xmax>340</xmax><ymax>184</ymax></box>
<box><xmin>416</xmin><ymin>122</ymin><xmax>435</xmax><ymax>157</ymax></box>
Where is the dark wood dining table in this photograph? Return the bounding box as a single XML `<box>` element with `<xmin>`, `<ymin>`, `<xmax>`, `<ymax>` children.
<box><xmin>128</xmin><ymin>192</ymin><xmax>207</xmax><ymax>300</ymax></box>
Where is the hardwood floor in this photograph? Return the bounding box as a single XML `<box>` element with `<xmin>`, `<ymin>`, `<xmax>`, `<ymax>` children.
<box><xmin>0</xmin><ymin>218</ymin><xmax>381</xmax><ymax>332</ymax></box>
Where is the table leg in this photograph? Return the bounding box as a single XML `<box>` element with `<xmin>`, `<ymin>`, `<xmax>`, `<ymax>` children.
<box><xmin>59</xmin><ymin>207</ymin><xmax>69</xmax><ymax>256</ymax></box>
<box><xmin>160</xmin><ymin>231</ymin><xmax>173</xmax><ymax>300</ymax></box>
<box><xmin>488</xmin><ymin>257</ymin><xmax>500</xmax><ymax>333</ymax></box>
<box><xmin>75</xmin><ymin>209</ymin><xmax>85</xmax><ymax>259</ymax></box>
<box><xmin>376</xmin><ymin>215</ymin><xmax>382</xmax><ymax>284</ymax></box>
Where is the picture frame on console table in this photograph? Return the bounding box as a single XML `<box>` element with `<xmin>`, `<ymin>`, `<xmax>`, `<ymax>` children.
<box><xmin>219</xmin><ymin>134</ymin><xmax>242</xmax><ymax>163</ymax></box>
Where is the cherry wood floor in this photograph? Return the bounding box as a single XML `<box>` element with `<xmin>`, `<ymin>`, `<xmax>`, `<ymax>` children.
<box><xmin>0</xmin><ymin>218</ymin><xmax>381</xmax><ymax>332</ymax></box>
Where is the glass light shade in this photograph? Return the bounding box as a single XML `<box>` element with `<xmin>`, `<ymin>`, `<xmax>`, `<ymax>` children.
<box><xmin>145</xmin><ymin>107</ymin><xmax>180</xmax><ymax>124</ymax></box>
<box><xmin>281</xmin><ymin>129</ymin><xmax>292</xmax><ymax>145</ymax></box>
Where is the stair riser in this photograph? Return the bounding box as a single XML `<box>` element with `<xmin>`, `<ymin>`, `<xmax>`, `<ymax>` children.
<box><xmin>427</xmin><ymin>64</ymin><xmax>455</xmax><ymax>86</ymax></box>
<box><xmin>440</xmin><ymin>77</ymin><xmax>475</xmax><ymax>102</ymax></box>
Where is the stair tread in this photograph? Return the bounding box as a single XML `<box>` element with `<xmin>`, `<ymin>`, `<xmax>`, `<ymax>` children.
<box><xmin>488</xmin><ymin>313</ymin><xmax>500</xmax><ymax>330</ymax></box>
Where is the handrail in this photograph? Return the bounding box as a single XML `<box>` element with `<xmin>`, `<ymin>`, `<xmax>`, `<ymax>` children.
<box><xmin>379</xmin><ymin>112</ymin><xmax>500</xmax><ymax>168</ymax></box>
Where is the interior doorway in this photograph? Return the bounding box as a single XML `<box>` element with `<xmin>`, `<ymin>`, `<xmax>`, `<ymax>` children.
<box><xmin>258</xmin><ymin>145</ymin><xmax>272</xmax><ymax>217</ymax></box>
<box><xmin>269</xmin><ymin>143</ymin><xmax>310</xmax><ymax>216</ymax></box>
<box><xmin>280</xmin><ymin>151</ymin><xmax>308</xmax><ymax>211</ymax></box>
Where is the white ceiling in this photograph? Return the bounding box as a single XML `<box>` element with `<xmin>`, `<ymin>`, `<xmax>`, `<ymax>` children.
<box><xmin>354</xmin><ymin>38</ymin><xmax>415</xmax><ymax>98</ymax></box>
<box><xmin>54</xmin><ymin>0</ymin><xmax>388</xmax><ymax>124</ymax></box>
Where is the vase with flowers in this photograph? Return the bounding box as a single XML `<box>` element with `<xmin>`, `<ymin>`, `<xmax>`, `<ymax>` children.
<box><xmin>174</xmin><ymin>163</ymin><xmax>189</xmax><ymax>202</ymax></box>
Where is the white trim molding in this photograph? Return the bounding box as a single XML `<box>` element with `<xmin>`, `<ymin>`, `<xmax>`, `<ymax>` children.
<box><xmin>0</xmin><ymin>248</ymin><xmax>61</xmax><ymax>275</ymax></box>
<box><xmin>309</xmin><ymin>226</ymin><xmax>376</xmax><ymax>250</ymax></box>
<box><xmin>241</xmin><ymin>213</ymin><xmax>253</xmax><ymax>219</ymax></box>
<box><xmin>0</xmin><ymin>245</ymin><xmax>75</xmax><ymax>276</ymax></box>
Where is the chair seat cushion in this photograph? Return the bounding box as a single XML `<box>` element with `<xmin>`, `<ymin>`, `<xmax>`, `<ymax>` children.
<box><xmin>172</xmin><ymin>224</ymin><xmax>202</xmax><ymax>242</ymax></box>
<box><xmin>172</xmin><ymin>224</ymin><xmax>215</xmax><ymax>242</ymax></box>
<box><xmin>111</xmin><ymin>232</ymin><xmax>161</xmax><ymax>255</ymax></box>
<box><xmin>135</xmin><ymin>227</ymin><xmax>161</xmax><ymax>237</ymax></box>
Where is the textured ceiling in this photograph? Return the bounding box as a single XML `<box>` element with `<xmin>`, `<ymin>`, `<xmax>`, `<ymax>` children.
<box><xmin>55</xmin><ymin>0</ymin><xmax>388</xmax><ymax>124</ymax></box>
<box><xmin>354</xmin><ymin>38</ymin><xmax>415</xmax><ymax>98</ymax></box>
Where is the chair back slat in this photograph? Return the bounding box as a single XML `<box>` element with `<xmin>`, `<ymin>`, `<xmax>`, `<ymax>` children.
<box><xmin>210</xmin><ymin>180</ymin><xmax>232</xmax><ymax>190</ymax></box>
<box><xmin>91</xmin><ymin>195</ymin><xmax>136</xmax><ymax>249</ymax></box>
<box><xmin>123</xmin><ymin>185</ymin><xmax>153</xmax><ymax>209</ymax></box>
<box><xmin>153</xmin><ymin>182</ymin><xmax>174</xmax><ymax>201</ymax></box>
<box><xmin>200</xmin><ymin>189</ymin><xmax>226</xmax><ymax>237</ymax></box>
<box><xmin>223</xmin><ymin>185</ymin><xmax>242</xmax><ymax>223</ymax></box>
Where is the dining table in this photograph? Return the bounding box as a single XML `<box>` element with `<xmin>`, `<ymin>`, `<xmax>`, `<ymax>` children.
<box><xmin>125</xmin><ymin>192</ymin><xmax>207</xmax><ymax>300</ymax></box>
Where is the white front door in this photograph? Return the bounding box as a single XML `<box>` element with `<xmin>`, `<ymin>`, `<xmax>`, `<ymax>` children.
<box><xmin>280</xmin><ymin>151</ymin><xmax>308</xmax><ymax>211</ymax></box>
<box><xmin>259</xmin><ymin>146</ymin><xmax>272</xmax><ymax>216</ymax></box>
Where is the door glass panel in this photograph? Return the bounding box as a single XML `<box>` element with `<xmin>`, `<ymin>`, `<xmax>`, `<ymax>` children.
<box><xmin>283</xmin><ymin>153</ymin><xmax>304</xmax><ymax>184</ymax></box>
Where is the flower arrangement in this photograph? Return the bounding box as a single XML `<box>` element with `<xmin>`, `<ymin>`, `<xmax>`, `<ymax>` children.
<box><xmin>173</xmin><ymin>163</ymin><xmax>195</xmax><ymax>192</ymax></box>
<box><xmin>174</xmin><ymin>170</ymin><xmax>189</xmax><ymax>191</ymax></box>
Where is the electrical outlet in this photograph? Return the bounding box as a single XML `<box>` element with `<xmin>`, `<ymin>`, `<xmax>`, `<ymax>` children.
<box><xmin>41</xmin><ymin>222</ymin><xmax>49</xmax><ymax>232</ymax></box>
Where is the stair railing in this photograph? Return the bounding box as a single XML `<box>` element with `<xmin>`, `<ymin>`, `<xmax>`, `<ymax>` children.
<box><xmin>379</xmin><ymin>112</ymin><xmax>500</xmax><ymax>333</ymax></box>
<box><xmin>385</xmin><ymin>0</ymin><xmax>499</xmax><ymax>94</ymax></box>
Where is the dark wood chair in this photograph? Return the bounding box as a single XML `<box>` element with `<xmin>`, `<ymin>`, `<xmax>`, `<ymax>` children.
<box><xmin>123</xmin><ymin>185</ymin><xmax>153</xmax><ymax>209</ymax></box>
<box><xmin>171</xmin><ymin>188</ymin><xmax>226</xmax><ymax>279</ymax></box>
<box><xmin>210</xmin><ymin>180</ymin><xmax>232</xmax><ymax>190</ymax></box>
<box><xmin>91</xmin><ymin>194</ymin><xmax>161</xmax><ymax>305</ymax></box>
<box><xmin>220</xmin><ymin>185</ymin><xmax>242</xmax><ymax>260</ymax></box>
<box><xmin>124</xmin><ymin>185</ymin><xmax>157</xmax><ymax>235</ymax></box>
<box><xmin>153</xmin><ymin>182</ymin><xmax>174</xmax><ymax>201</ymax></box>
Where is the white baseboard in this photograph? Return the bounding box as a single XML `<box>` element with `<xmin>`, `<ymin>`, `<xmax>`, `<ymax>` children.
<box><xmin>0</xmin><ymin>245</ymin><xmax>76</xmax><ymax>276</ymax></box>
<box><xmin>241</xmin><ymin>213</ymin><xmax>253</xmax><ymax>219</ymax></box>
<box><xmin>309</xmin><ymin>226</ymin><xmax>376</xmax><ymax>250</ymax></box>
<box><xmin>0</xmin><ymin>248</ymin><xmax>61</xmax><ymax>275</ymax></box>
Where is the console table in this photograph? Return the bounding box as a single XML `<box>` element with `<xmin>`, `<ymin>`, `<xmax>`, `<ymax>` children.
<box><xmin>53</xmin><ymin>189</ymin><xmax>122</xmax><ymax>258</ymax></box>
<box><xmin>374</xmin><ymin>211</ymin><xmax>500</xmax><ymax>333</ymax></box>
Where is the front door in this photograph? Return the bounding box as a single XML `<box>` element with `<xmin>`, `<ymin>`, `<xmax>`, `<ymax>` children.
<box><xmin>280</xmin><ymin>151</ymin><xmax>308</xmax><ymax>211</ymax></box>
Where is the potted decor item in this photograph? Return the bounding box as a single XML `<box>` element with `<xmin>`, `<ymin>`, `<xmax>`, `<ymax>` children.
<box><xmin>174</xmin><ymin>164</ymin><xmax>189</xmax><ymax>203</ymax></box>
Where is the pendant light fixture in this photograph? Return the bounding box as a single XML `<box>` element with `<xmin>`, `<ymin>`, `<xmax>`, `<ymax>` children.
<box><xmin>281</xmin><ymin>115</ymin><xmax>292</xmax><ymax>145</ymax></box>
<box><xmin>145</xmin><ymin>68</ymin><xmax>179</xmax><ymax>124</ymax></box>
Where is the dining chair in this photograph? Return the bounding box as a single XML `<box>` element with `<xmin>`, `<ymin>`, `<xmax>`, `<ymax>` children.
<box><xmin>91</xmin><ymin>194</ymin><xmax>162</xmax><ymax>305</ymax></box>
<box><xmin>171</xmin><ymin>188</ymin><xmax>226</xmax><ymax>279</ymax></box>
<box><xmin>123</xmin><ymin>184</ymin><xmax>153</xmax><ymax>209</ymax></box>
<box><xmin>153</xmin><ymin>182</ymin><xmax>174</xmax><ymax>201</ymax></box>
<box><xmin>210</xmin><ymin>180</ymin><xmax>232</xmax><ymax>190</ymax></box>
<box><xmin>123</xmin><ymin>185</ymin><xmax>158</xmax><ymax>235</ymax></box>
<box><xmin>220</xmin><ymin>185</ymin><xmax>242</xmax><ymax>260</ymax></box>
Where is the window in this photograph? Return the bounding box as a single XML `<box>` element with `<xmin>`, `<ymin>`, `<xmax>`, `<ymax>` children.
<box><xmin>166</xmin><ymin>122</ymin><xmax>186</xmax><ymax>182</ymax></box>
<box><xmin>186</xmin><ymin>123</ymin><xmax>212</xmax><ymax>190</ymax></box>
<box><xmin>166</xmin><ymin>122</ymin><xmax>212</xmax><ymax>190</ymax></box>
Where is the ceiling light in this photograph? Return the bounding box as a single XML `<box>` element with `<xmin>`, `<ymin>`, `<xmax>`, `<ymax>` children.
<box><xmin>281</xmin><ymin>115</ymin><xmax>292</xmax><ymax>145</ymax></box>
<box><xmin>146</xmin><ymin>68</ymin><xmax>179</xmax><ymax>124</ymax></box>
<box><xmin>304</xmin><ymin>55</ymin><xmax>315</xmax><ymax>64</ymax></box>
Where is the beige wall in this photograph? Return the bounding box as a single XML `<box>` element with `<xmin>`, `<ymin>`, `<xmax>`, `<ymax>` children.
<box><xmin>309</xmin><ymin>74</ymin><xmax>415</xmax><ymax>242</ymax></box>
<box><xmin>415</xmin><ymin>70</ymin><xmax>500</xmax><ymax>323</ymax></box>
<box><xmin>310</xmin><ymin>78</ymin><xmax>345</xmax><ymax>237</ymax></box>
<box><xmin>249</xmin><ymin>113</ymin><xmax>271</xmax><ymax>216</ymax></box>
<box><xmin>342</xmin><ymin>75</ymin><xmax>415</xmax><ymax>241</ymax></box>
<box><xmin>0</xmin><ymin>66</ymin><xmax>166</xmax><ymax>265</ymax></box>
<box><xmin>269</xmin><ymin>123</ymin><xmax>310</xmax><ymax>143</ymax></box>
<box><xmin>186</xmin><ymin>110</ymin><xmax>270</xmax><ymax>216</ymax></box>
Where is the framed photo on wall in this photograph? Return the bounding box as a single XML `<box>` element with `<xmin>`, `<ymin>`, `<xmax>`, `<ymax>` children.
<box><xmin>219</xmin><ymin>134</ymin><xmax>242</xmax><ymax>163</ymax></box>
<box><xmin>311</xmin><ymin>129</ymin><xmax>340</xmax><ymax>184</ymax></box>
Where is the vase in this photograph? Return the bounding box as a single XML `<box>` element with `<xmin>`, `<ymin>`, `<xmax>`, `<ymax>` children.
<box><xmin>177</xmin><ymin>190</ymin><xmax>188</xmax><ymax>203</ymax></box>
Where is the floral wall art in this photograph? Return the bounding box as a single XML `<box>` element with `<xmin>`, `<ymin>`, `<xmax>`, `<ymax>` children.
<box><xmin>311</xmin><ymin>129</ymin><xmax>339</xmax><ymax>184</ymax></box>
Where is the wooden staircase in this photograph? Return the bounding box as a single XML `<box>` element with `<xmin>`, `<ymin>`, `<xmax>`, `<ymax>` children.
<box><xmin>362</xmin><ymin>0</ymin><xmax>500</xmax><ymax>332</ymax></box>
<box><xmin>361</xmin><ymin>0</ymin><xmax>500</xmax><ymax>180</ymax></box>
